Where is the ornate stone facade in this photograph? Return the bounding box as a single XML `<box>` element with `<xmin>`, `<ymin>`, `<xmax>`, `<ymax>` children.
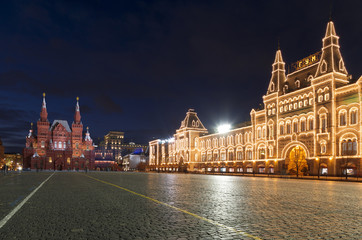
<box><xmin>149</xmin><ymin>21</ymin><xmax>362</xmax><ymax>177</ymax></box>
<box><xmin>23</xmin><ymin>94</ymin><xmax>95</xmax><ymax>170</ymax></box>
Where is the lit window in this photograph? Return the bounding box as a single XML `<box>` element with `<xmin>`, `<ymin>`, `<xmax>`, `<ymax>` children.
<box><xmin>49</xmin><ymin>157</ymin><xmax>52</xmax><ymax>163</ymax></box>
<box><xmin>294</xmin><ymin>103</ymin><xmax>297</xmax><ymax>109</ymax></box>
<box><xmin>221</xmin><ymin>153</ymin><xmax>226</xmax><ymax>161</ymax></box>
<box><xmin>321</xmin><ymin>117</ymin><xmax>327</xmax><ymax>132</ymax></box>
<box><xmin>272</xmin><ymin>108</ymin><xmax>275</xmax><ymax>114</ymax></box>
<box><xmin>304</xmin><ymin>99</ymin><xmax>308</xmax><ymax>106</ymax></box>
<box><xmin>301</xmin><ymin>121</ymin><xmax>306</xmax><ymax>131</ymax></box>
<box><xmin>293</xmin><ymin>121</ymin><xmax>298</xmax><ymax>133</ymax></box>
<box><xmin>268</xmin><ymin>147</ymin><xmax>273</xmax><ymax>157</ymax></box>
<box><xmin>259</xmin><ymin>149</ymin><xmax>265</xmax><ymax>159</ymax></box>
<box><xmin>318</xmin><ymin>95</ymin><xmax>323</xmax><ymax>102</ymax></box>
<box><xmin>350</xmin><ymin>110</ymin><xmax>357</xmax><ymax>125</ymax></box>
<box><xmin>340</xmin><ymin>112</ymin><xmax>346</xmax><ymax>126</ymax></box>
<box><xmin>299</xmin><ymin>101</ymin><xmax>303</xmax><ymax>108</ymax></box>
<box><xmin>280</xmin><ymin>107</ymin><xmax>283</xmax><ymax>113</ymax></box>
<box><xmin>324</xmin><ymin>93</ymin><xmax>330</xmax><ymax>101</ymax></box>
<box><xmin>286</xmin><ymin>123</ymin><xmax>291</xmax><ymax>134</ymax></box>
<box><xmin>289</xmin><ymin>104</ymin><xmax>292</xmax><ymax>110</ymax></box>
<box><xmin>321</xmin><ymin>144</ymin><xmax>326</xmax><ymax>154</ymax></box>
<box><xmin>309</xmin><ymin>118</ymin><xmax>314</xmax><ymax>130</ymax></box>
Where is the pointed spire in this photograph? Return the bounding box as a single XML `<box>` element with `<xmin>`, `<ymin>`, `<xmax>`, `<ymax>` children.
<box><xmin>324</xmin><ymin>21</ymin><xmax>336</xmax><ymax>38</ymax></box>
<box><xmin>76</xmin><ymin>96</ymin><xmax>80</xmax><ymax>111</ymax></box>
<box><xmin>27</xmin><ymin>122</ymin><xmax>34</xmax><ymax>138</ymax></box>
<box><xmin>85</xmin><ymin>126</ymin><xmax>92</xmax><ymax>141</ymax></box>
<box><xmin>267</xmin><ymin>48</ymin><xmax>286</xmax><ymax>95</ymax></box>
<box><xmin>315</xmin><ymin>21</ymin><xmax>348</xmax><ymax>77</ymax></box>
<box><xmin>40</xmin><ymin>93</ymin><xmax>48</xmax><ymax>122</ymax></box>
<box><xmin>74</xmin><ymin>96</ymin><xmax>81</xmax><ymax>124</ymax></box>
<box><xmin>42</xmin><ymin>92</ymin><xmax>46</xmax><ymax>108</ymax></box>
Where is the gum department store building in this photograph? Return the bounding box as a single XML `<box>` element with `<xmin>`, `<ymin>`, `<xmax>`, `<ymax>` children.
<box><xmin>149</xmin><ymin>21</ymin><xmax>362</xmax><ymax>177</ymax></box>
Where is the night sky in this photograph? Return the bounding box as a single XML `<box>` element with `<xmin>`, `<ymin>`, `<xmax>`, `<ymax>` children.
<box><xmin>0</xmin><ymin>0</ymin><xmax>361</xmax><ymax>153</ymax></box>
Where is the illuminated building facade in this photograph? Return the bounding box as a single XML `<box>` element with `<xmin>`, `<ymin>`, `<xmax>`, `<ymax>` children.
<box><xmin>99</xmin><ymin>131</ymin><xmax>147</xmax><ymax>163</ymax></box>
<box><xmin>23</xmin><ymin>94</ymin><xmax>95</xmax><ymax>170</ymax></box>
<box><xmin>149</xmin><ymin>21</ymin><xmax>362</xmax><ymax>177</ymax></box>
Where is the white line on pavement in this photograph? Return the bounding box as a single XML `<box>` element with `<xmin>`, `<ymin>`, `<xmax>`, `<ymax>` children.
<box><xmin>0</xmin><ymin>172</ymin><xmax>55</xmax><ymax>229</ymax></box>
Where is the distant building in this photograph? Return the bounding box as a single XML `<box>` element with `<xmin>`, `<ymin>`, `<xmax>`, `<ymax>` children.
<box><xmin>23</xmin><ymin>94</ymin><xmax>95</xmax><ymax>171</ymax></box>
<box><xmin>97</xmin><ymin>131</ymin><xmax>147</xmax><ymax>165</ymax></box>
<box><xmin>94</xmin><ymin>149</ymin><xmax>118</xmax><ymax>171</ymax></box>
<box><xmin>122</xmin><ymin>154</ymin><xmax>148</xmax><ymax>171</ymax></box>
<box><xmin>4</xmin><ymin>153</ymin><xmax>22</xmax><ymax>170</ymax></box>
<box><xmin>149</xmin><ymin>21</ymin><xmax>362</xmax><ymax>177</ymax></box>
<box><xmin>0</xmin><ymin>137</ymin><xmax>4</xmax><ymax>169</ymax></box>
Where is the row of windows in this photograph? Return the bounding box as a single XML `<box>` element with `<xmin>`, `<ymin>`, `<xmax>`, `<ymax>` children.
<box><xmin>279</xmin><ymin>118</ymin><xmax>314</xmax><ymax>134</ymax></box>
<box><xmin>280</xmin><ymin>98</ymin><xmax>314</xmax><ymax>113</ymax></box>
<box><xmin>339</xmin><ymin>109</ymin><xmax>358</xmax><ymax>126</ymax></box>
<box><xmin>201</xmin><ymin>132</ymin><xmax>252</xmax><ymax>149</ymax></box>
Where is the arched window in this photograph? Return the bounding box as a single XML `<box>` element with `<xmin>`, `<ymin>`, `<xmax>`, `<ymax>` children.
<box><xmin>54</xmin><ymin>141</ymin><xmax>58</xmax><ymax>149</ymax></box>
<box><xmin>320</xmin><ymin>142</ymin><xmax>327</xmax><ymax>154</ymax></box>
<box><xmin>350</xmin><ymin>109</ymin><xmax>357</xmax><ymax>125</ymax></box>
<box><xmin>309</xmin><ymin>98</ymin><xmax>313</xmax><ymax>105</ymax></box>
<box><xmin>59</xmin><ymin>142</ymin><xmax>62</xmax><ymax>149</ymax></box>
<box><xmin>286</xmin><ymin>122</ymin><xmax>291</xmax><ymax>134</ymax></box>
<box><xmin>301</xmin><ymin>120</ymin><xmax>306</xmax><ymax>132</ymax></box>
<box><xmin>318</xmin><ymin>95</ymin><xmax>323</xmax><ymax>102</ymax></box>
<box><xmin>339</xmin><ymin>111</ymin><xmax>347</xmax><ymax>126</ymax></box>
<box><xmin>341</xmin><ymin>139</ymin><xmax>357</xmax><ymax>156</ymax></box>
<box><xmin>237</xmin><ymin>151</ymin><xmax>243</xmax><ymax>160</ymax></box>
<box><xmin>228</xmin><ymin>151</ymin><xmax>233</xmax><ymax>160</ymax></box>
<box><xmin>309</xmin><ymin>118</ymin><xmax>314</xmax><ymax>130</ymax></box>
<box><xmin>268</xmin><ymin>147</ymin><xmax>273</xmax><ymax>157</ymax></box>
<box><xmin>257</xmin><ymin>128</ymin><xmax>261</xmax><ymax>139</ymax></box>
<box><xmin>320</xmin><ymin>116</ymin><xmax>327</xmax><ymax>133</ymax></box>
<box><xmin>324</xmin><ymin>93</ymin><xmax>330</xmax><ymax>101</ymax></box>
<box><xmin>259</xmin><ymin>148</ymin><xmax>265</xmax><ymax>159</ymax></box>
<box><xmin>268</xmin><ymin>125</ymin><xmax>274</xmax><ymax>138</ymax></box>
<box><xmin>279</xmin><ymin>124</ymin><xmax>284</xmax><ymax>135</ymax></box>
<box><xmin>221</xmin><ymin>152</ymin><xmax>226</xmax><ymax>161</ymax></box>
<box><xmin>293</xmin><ymin>121</ymin><xmax>298</xmax><ymax>133</ymax></box>
<box><xmin>246</xmin><ymin>149</ymin><xmax>252</xmax><ymax>160</ymax></box>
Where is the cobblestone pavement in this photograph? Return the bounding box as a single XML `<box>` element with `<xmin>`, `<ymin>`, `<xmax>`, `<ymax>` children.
<box><xmin>0</xmin><ymin>172</ymin><xmax>361</xmax><ymax>239</ymax></box>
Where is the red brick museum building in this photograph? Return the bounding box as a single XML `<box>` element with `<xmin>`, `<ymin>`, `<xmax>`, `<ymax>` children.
<box><xmin>23</xmin><ymin>94</ymin><xmax>95</xmax><ymax>170</ymax></box>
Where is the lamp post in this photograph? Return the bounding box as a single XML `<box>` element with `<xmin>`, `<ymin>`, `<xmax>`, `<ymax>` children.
<box><xmin>316</xmin><ymin>157</ymin><xmax>320</xmax><ymax>179</ymax></box>
<box><xmin>328</xmin><ymin>156</ymin><xmax>333</xmax><ymax>177</ymax></box>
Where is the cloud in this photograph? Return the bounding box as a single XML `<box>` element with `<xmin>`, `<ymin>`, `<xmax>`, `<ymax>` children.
<box><xmin>94</xmin><ymin>95</ymin><xmax>122</xmax><ymax>114</ymax></box>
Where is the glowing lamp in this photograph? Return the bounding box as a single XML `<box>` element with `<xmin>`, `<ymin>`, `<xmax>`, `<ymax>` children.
<box><xmin>217</xmin><ymin>124</ymin><xmax>231</xmax><ymax>134</ymax></box>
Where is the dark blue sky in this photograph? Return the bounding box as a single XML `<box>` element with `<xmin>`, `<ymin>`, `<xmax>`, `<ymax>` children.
<box><xmin>0</xmin><ymin>0</ymin><xmax>361</xmax><ymax>152</ymax></box>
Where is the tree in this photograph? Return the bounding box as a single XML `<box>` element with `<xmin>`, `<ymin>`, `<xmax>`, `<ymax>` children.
<box><xmin>288</xmin><ymin>146</ymin><xmax>308</xmax><ymax>177</ymax></box>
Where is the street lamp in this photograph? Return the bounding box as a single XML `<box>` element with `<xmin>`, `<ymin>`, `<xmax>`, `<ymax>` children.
<box><xmin>217</xmin><ymin>124</ymin><xmax>231</xmax><ymax>134</ymax></box>
<box><xmin>316</xmin><ymin>157</ymin><xmax>320</xmax><ymax>179</ymax></box>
